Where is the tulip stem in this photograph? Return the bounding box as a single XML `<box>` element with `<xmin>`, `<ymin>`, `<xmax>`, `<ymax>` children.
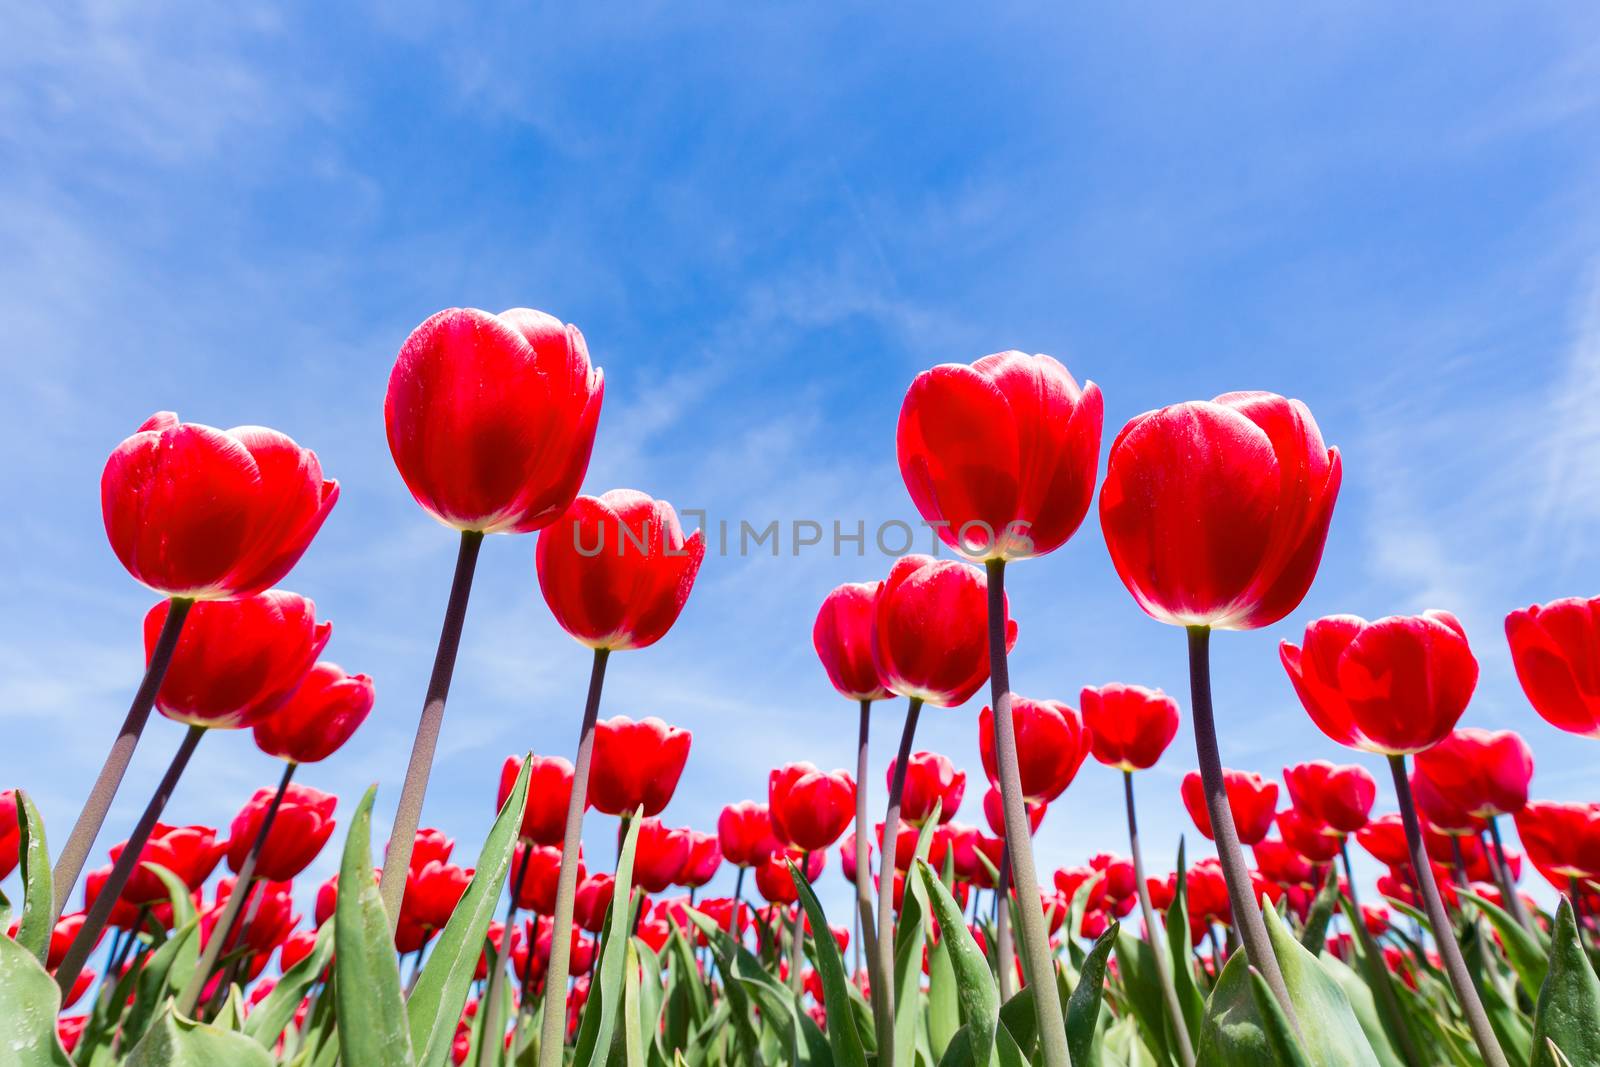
<box><xmin>1388</xmin><ymin>754</ymin><xmax>1508</xmax><ymax>1067</ymax></box>
<box><xmin>986</xmin><ymin>559</ymin><xmax>1069</xmax><ymax>1067</ymax></box>
<box><xmin>379</xmin><ymin>529</ymin><xmax>485</xmax><ymax>926</ymax></box>
<box><xmin>538</xmin><ymin>646</ymin><xmax>610</xmax><ymax>1067</ymax></box>
<box><xmin>478</xmin><ymin>845</ymin><xmax>532</xmax><ymax>1067</ymax></box>
<box><xmin>175</xmin><ymin>760</ymin><xmax>297</xmax><ymax>1016</ymax></box>
<box><xmin>995</xmin><ymin>845</ymin><xmax>1015</xmax><ymax>999</ymax></box>
<box><xmin>873</xmin><ymin>695</ymin><xmax>921</xmax><ymax>1065</ymax></box>
<box><xmin>52</xmin><ymin>598</ymin><xmax>193</xmax><ymax>921</ymax></box>
<box><xmin>1448</xmin><ymin>837</ymin><xmax>1469</xmax><ymax>888</ymax></box>
<box><xmin>1342</xmin><ymin>837</ymin><xmax>1424</xmax><ymax>1064</ymax></box>
<box><xmin>1125</xmin><ymin>770</ymin><xmax>1196</xmax><ymax>1067</ymax></box>
<box><xmin>853</xmin><ymin>699</ymin><xmax>883</xmax><ymax>1008</ymax></box>
<box><xmin>1184</xmin><ymin>625</ymin><xmax>1298</xmax><ymax>1031</ymax></box>
<box><xmin>56</xmin><ymin>723</ymin><xmax>206</xmax><ymax>995</ymax></box>
<box><xmin>1485</xmin><ymin>819</ymin><xmax>1532</xmax><ymax>932</ymax></box>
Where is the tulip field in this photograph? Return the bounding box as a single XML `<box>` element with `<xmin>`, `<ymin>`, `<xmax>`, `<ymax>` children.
<box><xmin>5</xmin><ymin>316</ymin><xmax>1600</xmax><ymax>1067</ymax></box>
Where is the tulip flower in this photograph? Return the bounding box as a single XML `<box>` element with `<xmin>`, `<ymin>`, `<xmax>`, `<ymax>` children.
<box><xmin>1514</xmin><ymin>801</ymin><xmax>1600</xmax><ymax>886</ymax></box>
<box><xmin>379</xmin><ymin>308</ymin><xmax>603</xmax><ymax>961</ymax></box>
<box><xmin>573</xmin><ymin>874</ymin><xmax>615</xmax><ymax>934</ymax></box>
<box><xmin>632</xmin><ymin>820</ymin><xmax>693</xmax><ymax>895</ymax></box>
<box><xmin>201</xmin><ymin>876</ymin><xmax>298</xmax><ymax>964</ymax></box>
<box><xmin>1282</xmin><ymin>761</ymin><xmax>1375</xmax><ymax>836</ymax></box>
<box><xmin>252</xmin><ymin>661</ymin><xmax>375</xmax><ymax>765</ymax></box>
<box><xmin>224</xmin><ymin>784</ymin><xmax>336</xmax><ymax>882</ymax></box>
<box><xmin>279</xmin><ymin>928</ymin><xmax>317</xmax><ymax>974</ymax></box>
<box><xmin>588</xmin><ymin>716</ymin><xmax>692</xmax><ymax>818</ymax></box>
<box><xmin>0</xmin><ymin>790</ymin><xmax>17</xmax><ymax>881</ymax></box>
<box><xmin>717</xmin><ymin>801</ymin><xmax>781</xmax><ymax>869</ymax></box>
<box><xmin>532</xmin><ymin>489</ymin><xmax>704</xmax><ymax>1066</ymax></box>
<box><xmin>1253</xmin><ymin>839</ymin><xmax>1317</xmax><ymax>890</ymax></box>
<box><xmin>676</xmin><ymin>831</ymin><xmax>722</xmax><ymax>891</ymax></box>
<box><xmin>769</xmin><ymin>764</ymin><xmax>856</xmax><ymax>853</ymax></box>
<box><xmin>511</xmin><ymin>844</ymin><xmax>573</xmax><ymax>916</ymax></box>
<box><xmin>1180</xmin><ymin>769</ymin><xmax>1278</xmax><ymax>846</ymax></box>
<box><xmin>896</xmin><ymin>350</ymin><xmax>1102</xmax><ymax>563</ymax></box>
<box><xmin>1098</xmin><ymin>392</ymin><xmax>1339</xmax><ymax>1030</ymax></box>
<box><xmin>871</xmin><ymin>555</ymin><xmax>1013</xmax><ymax>709</ymax></box>
<box><xmin>60</xmin><ymin>413</ymin><xmax>337</xmax><ymax>953</ymax></box>
<box><xmin>1506</xmin><ymin>595</ymin><xmax>1600</xmax><ymax>738</ymax></box>
<box><xmin>1080</xmin><ymin>683</ymin><xmax>1180</xmax><ymax>773</ymax></box>
<box><xmin>498</xmin><ymin>754</ymin><xmax>579</xmax><ymax>847</ymax></box>
<box><xmin>107</xmin><ymin>824</ymin><xmax>223</xmax><ymax>907</ymax></box>
<box><xmin>978</xmin><ymin>698</ymin><xmax>1089</xmax><ymax>803</ymax></box>
<box><xmin>839</xmin><ymin>830</ymin><xmax>875</xmax><ymax>883</ymax></box>
<box><xmin>756</xmin><ymin>849</ymin><xmax>825</xmax><ymax>905</ymax></box>
<box><xmin>982</xmin><ymin>786</ymin><xmax>1044</xmax><ymax>836</ymax></box>
<box><xmin>888</xmin><ymin>752</ymin><xmax>964</xmax><ymax>828</ymax></box>
<box><xmin>1276</xmin><ymin>809</ymin><xmax>1341</xmax><ymax>864</ymax></box>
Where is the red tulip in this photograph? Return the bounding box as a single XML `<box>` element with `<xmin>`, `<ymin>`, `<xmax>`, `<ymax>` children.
<box><xmin>202</xmin><ymin>876</ymin><xmax>298</xmax><ymax>958</ymax></box>
<box><xmin>226</xmin><ymin>783</ymin><xmax>337</xmax><ymax>881</ymax></box>
<box><xmin>839</xmin><ymin>830</ymin><xmax>875</xmax><ymax>883</ymax></box>
<box><xmin>1412</xmin><ymin>728</ymin><xmax>1533</xmax><ymax>819</ymax></box>
<box><xmin>770</xmin><ymin>764</ymin><xmax>856</xmax><ymax>852</ymax></box>
<box><xmin>717</xmin><ymin>801</ymin><xmax>781</xmax><ymax>868</ymax></box>
<box><xmin>512</xmin><ymin>843</ymin><xmax>574</xmax><ymax>915</ymax></box>
<box><xmin>0</xmin><ymin>790</ymin><xmax>17</xmax><ymax>881</ymax></box>
<box><xmin>1079</xmin><ymin>683</ymin><xmax>1180</xmax><ymax>772</ymax></box>
<box><xmin>1088</xmin><ymin>852</ymin><xmax>1138</xmax><ymax>902</ymax></box>
<box><xmin>498</xmin><ymin>754</ymin><xmax>579</xmax><ymax>846</ymax></box>
<box><xmin>1513</xmin><ymin>801</ymin><xmax>1600</xmax><ymax>884</ymax></box>
<box><xmin>147</xmin><ymin>592</ymin><xmax>330</xmax><ymax>729</ymax></box>
<box><xmin>814</xmin><ymin>583</ymin><xmax>891</xmax><ymax>701</ymax></box>
<box><xmin>403</xmin><ymin>854</ymin><xmax>473</xmax><ymax>935</ymax></box>
<box><xmin>1506</xmin><ymin>596</ymin><xmax>1600</xmax><ymax>738</ymax></box>
<box><xmin>102</xmin><ymin>412</ymin><xmax>338</xmax><ymax>599</ymax></box>
<box><xmin>384</xmin><ymin>307</ymin><xmax>603</xmax><ymax>534</ymax></box>
<box><xmin>573</xmin><ymin>874</ymin><xmax>615</xmax><ymax>933</ymax></box>
<box><xmin>536</xmin><ymin>490</ymin><xmax>705</xmax><ymax>651</ymax></box>
<box><xmin>756</xmin><ymin>848</ymin><xmax>825</xmax><ymax>904</ymax></box>
<box><xmin>107</xmin><ymin>823</ymin><xmax>224</xmax><ymax>905</ymax></box>
<box><xmin>872</xmin><ymin>555</ymin><xmax>1016</xmax><ymax>707</ymax></box>
<box><xmin>982</xmin><ymin>785</ymin><xmax>1045</xmax><ymax>836</ymax></box>
<box><xmin>1282</xmin><ymin>761</ymin><xmax>1375</xmax><ymax>835</ymax></box>
<box><xmin>279</xmin><ymin>928</ymin><xmax>317</xmax><ymax>973</ymax></box>
<box><xmin>967</xmin><ymin>834</ymin><xmax>1007</xmax><ymax>890</ymax></box>
<box><xmin>942</xmin><ymin>823</ymin><xmax>983</xmax><ymax>883</ymax></box>
<box><xmin>887</xmin><ymin>752</ymin><xmax>965</xmax><ymax>827</ymax></box>
<box><xmin>589</xmin><ymin>716</ymin><xmax>691</xmax><ymax>817</ymax></box>
<box><xmin>1281</xmin><ymin>611</ymin><xmax>1479</xmax><ymax>755</ymax></box>
<box><xmin>406</xmin><ymin>827</ymin><xmax>455</xmax><ymax>870</ymax></box>
<box><xmin>632</xmin><ymin>819</ymin><xmax>692</xmax><ymax>894</ymax></box>
<box><xmin>1180</xmin><ymin>769</ymin><xmax>1278</xmax><ymax>846</ymax></box>
<box><xmin>1185</xmin><ymin>859</ymin><xmax>1232</xmax><ymax>929</ymax></box>
<box><xmin>1411</xmin><ymin>770</ymin><xmax>1487</xmax><ymax>836</ymax></box>
<box><xmin>252</xmin><ymin>662</ymin><xmax>374</xmax><ymax>764</ymax></box>
<box><xmin>1099</xmin><ymin>393</ymin><xmax>1340</xmax><ymax>630</ymax></box>
<box><xmin>978</xmin><ymin>697</ymin><xmax>1089</xmax><ymax>802</ymax></box>
<box><xmin>677</xmin><ymin>831</ymin><xmax>722</xmax><ymax>889</ymax></box>
<box><xmin>897</xmin><ymin>351</ymin><xmax>1102</xmax><ymax>561</ymax></box>
<box><xmin>696</xmin><ymin>897</ymin><xmax>753</xmax><ymax>942</ymax></box>
<box><xmin>315</xmin><ymin>873</ymin><xmax>340</xmax><ymax>926</ymax></box>
<box><xmin>1253</xmin><ymin>839</ymin><xmax>1316</xmax><ymax>889</ymax></box>
<box><xmin>1356</xmin><ymin>815</ymin><xmax>1413</xmax><ymax>869</ymax></box>
<box><xmin>1276</xmin><ymin>809</ymin><xmax>1341</xmax><ymax>863</ymax></box>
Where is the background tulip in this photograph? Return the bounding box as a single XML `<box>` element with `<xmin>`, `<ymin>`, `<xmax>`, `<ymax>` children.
<box><xmin>588</xmin><ymin>716</ymin><xmax>691</xmax><ymax>817</ymax></box>
<box><xmin>1282</xmin><ymin>610</ymin><xmax>1478</xmax><ymax>755</ymax></box>
<box><xmin>573</xmin><ymin>874</ymin><xmax>615</xmax><ymax>933</ymax></box>
<box><xmin>982</xmin><ymin>785</ymin><xmax>1045</xmax><ymax>836</ymax></box>
<box><xmin>102</xmin><ymin>412</ymin><xmax>338</xmax><ymax>599</ymax></box>
<box><xmin>896</xmin><ymin>351</ymin><xmax>1102</xmax><ymax>561</ymax></box>
<box><xmin>770</xmin><ymin>764</ymin><xmax>856</xmax><ymax>852</ymax></box>
<box><xmin>1413</xmin><ymin>728</ymin><xmax>1533</xmax><ymax>818</ymax></box>
<box><xmin>225</xmin><ymin>783</ymin><xmax>337</xmax><ymax>881</ymax></box>
<box><xmin>887</xmin><ymin>752</ymin><xmax>964</xmax><ymax>827</ymax></box>
<box><xmin>0</xmin><ymin>790</ymin><xmax>17</xmax><ymax>881</ymax></box>
<box><xmin>1080</xmin><ymin>683</ymin><xmax>1180</xmax><ymax>771</ymax></box>
<box><xmin>813</xmin><ymin>583</ymin><xmax>891</xmax><ymax>701</ymax></box>
<box><xmin>755</xmin><ymin>848</ymin><xmax>824</xmax><ymax>904</ymax></box>
<box><xmin>536</xmin><ymin>490</ymin><xmax>705</xmax><ymax>651</ymax></box>
<box><xmin>717</xmin><ymin>801</ymin><xmax>781</xmax><ymax>868</ymax></box>
<box><xmin>1282</xmin><ymin>760</ymin><xmax>1375</xmax><ymax>834</ymax></box>
<box><xmin>632</xmin><ymin>819</ymin><xmax>692</xmax><ymax>893</ymax></box>
<box><xmin>512</xmin><ymin>843</ymin><xmax>574</xmax><ymax>915</ymax></box>
<box><xmin>1099</xmin><ymin>392</ymin><xmax>1340</xmax><ymax>630</ymax></box>
<box><xmin>107</xmin><ymin>823</ymin><xmax>223</xmax><ymax>906</ymax></box>
<box><xmin>871</xmin><ymin>555</ymin><xmax>1015</xmax><ymax>707</ymax></box>
<box><xmin>252</xmin><ymin>662</ymin><xmax>374</xmax><ymax>764</ymax></box>
<box><xmin>1180</xmin><ymin>769</ymin><xmax>1278</xmax><ymax>846</ymax></box>
<box><xmin>1506</xmin><ymin>596</ymin><xmax>1600</xmax><ymax>738</ymax></box>
<box><xmin>498</xmin><ymin>755</ymin><xmax>579</xmax><ymax>846</ymax></box>
<box><xmin>979</xmin><ymin>698</ymin><xmax>1089</xmax><ymax>803</ymax></box>
<box><xmin>384</xmin><ymin>307</ymin><xmax>603</xmax><ymax>534</ymax></box>
<box><xmin>677</xmin><ymin>830</ymin><xmax>722</xmax><ymax>889</ymax></box>
<box><xmin>1276</xmin><ymin>808</ymin><xmax>1341</xmax><ymax>863</ymax></box>
<box><xmin>1514</xmin><ymin>801</ymin><xmax>1600</xmax><ymax>885</ymax></box>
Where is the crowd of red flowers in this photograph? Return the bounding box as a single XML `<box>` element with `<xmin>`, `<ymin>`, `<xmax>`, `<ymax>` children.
<box><xmin>6</xmin><ymin>306</ymin><xmax>1600</xmax><ymax>1067</ymax></box>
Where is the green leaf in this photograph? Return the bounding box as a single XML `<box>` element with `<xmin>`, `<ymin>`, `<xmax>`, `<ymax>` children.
<box><xmin>793</xmin><ymin>861</ymin><xmax>869</xmax><ymax>1067</ymax></box>
<box><xmin>0</xmin><ymin>932</ymin><xmax>73</xmax><ymax>1065</ymax></box>
<box><xmin>1165</xmin><ymin>837</ymin><xmax>1205</xmax><ymax>1046</ymax></box>
<box><xmin>334</xmin><ymin>785</ymin><xmax>414</xmax><ymax>1067</ymax></box>
<box><xmin>1460</xmin><ymin>886</ymin><xmax>1550</xmax><ymax>1001</ymax></box>
<box><xmin>12</xmin><ymin>791</ymin><xmax>53</xmax><ymax>965</ymax></box>
<box><xmin>1260</xmin><ymin>899</ymin><xmax>1382</xmax><ymax>1067</ymax></box>
<box><xmin>244</xmin><ymin>921</ymin><xmax>333</xmax><ymax>1047</ymax></box>
<box><xmin>1067</xmin><ymin>920</ymin><xmax>1117</xmax><ymax>1067</ymax></box>
<box><xmin>1316</xmin><ymin>951</ymin><xmax>1405</xmax><ymax>1067</ymax></box>
<box><xmin>408</xmin><ymin>753</ymin><xmax>531</xmax><ymax>1067</ymax></box>
<box><xmin>1247</xmin><ymin>967</ymin><xmax>1316</xmax><ymax>1067</ymax></box>
<box><xmin>574</xmin><ymin>812</ymin><xmax>644</xmax><ymax>1067</ymax></box>
<box><xmin>212</xmin><ymin>984</ymin><xmax>247</xmax><ymax>1031</ymax></box>
<box><xmin>125</xmin><ymin>1004</ymin><xmax>274</xmax><ymax>1067</ymax></box>
<box><xmin>145</xmin><ymin>860</ymin><xmax>199</xmax><ymax>932</ymax></box>
<box><xmin>998</xmin><ymin>985</ymin><xmax>1037</xmax><ymax>1059</ymax></box>
<box><xmin>1531</xmin><ymin>899</ymin><xmax>1600</xmax><ymax>1067</ymax></box>
<box><xmin>633</xmin><ymin>935</ymin><xmax>667</xmax><ymax>1064</ymax></box>
<box><xmin>1113</xmin><ymin>926</ymin><xmax>1173</xmax><ymax>1065</ymax></box>
<box><xmin>684</xmin><ymin>910</ymin><xmax>762</xmax><ymax>1065</ymax></box>
<box><xmin>918</xmin><ymin>860</ymin><xmax>998</xmax><ymax>1067</ymax></box>
<box><xmin>1299</xmin><ymin>865</ymin><xmax>1339</xmax><ymax>954</ymax></box>
<box><xmin>623</xmin><ymin>939</ymin><xmax>647</xmax><ymax>1067</ymax></box>
<box><xmin>121</xmin><ymin>916</ymin><xmax>201</xmax><ymax>1051</ymax></box>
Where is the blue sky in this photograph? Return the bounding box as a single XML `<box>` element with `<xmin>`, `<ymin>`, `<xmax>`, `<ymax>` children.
<box><xmin>3</xmin><ymin>2</ymin><xmax>1599</xmax><ymax>938</ymax></box>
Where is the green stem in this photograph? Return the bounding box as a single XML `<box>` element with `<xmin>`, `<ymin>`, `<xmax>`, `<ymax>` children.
<box><xmin>986</xmin><ymin>559</ymin><xmax>1068</xmax><ymax>1067</ymax></box>
<box><xmin>1126</xmin><ymin>770</ymin><xmax>1196</xmax><ymax>1067</ymax></box>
